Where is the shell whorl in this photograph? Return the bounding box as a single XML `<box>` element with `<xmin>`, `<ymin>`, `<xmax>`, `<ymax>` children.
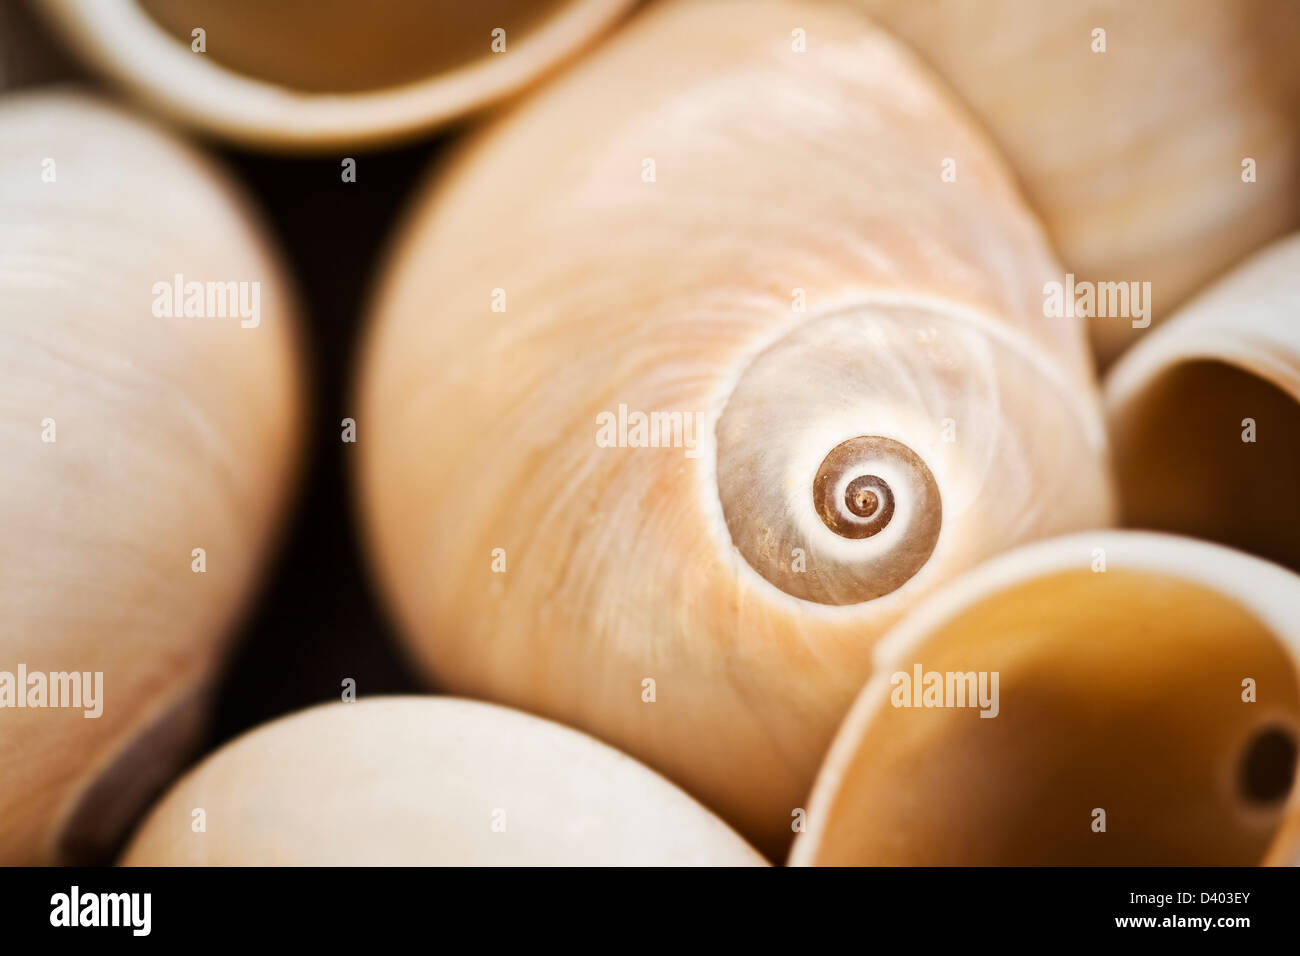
<box><xmin>713</xmin><ymin>302</ymin><xmax>1105</xmax><ymax>607</ymax></box>
<box><xmin>813</xmin><ymin>440</ymin><xmax>926</xmax><ymax>542</ymax></box>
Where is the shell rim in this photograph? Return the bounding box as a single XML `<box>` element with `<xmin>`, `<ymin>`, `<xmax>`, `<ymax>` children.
<box><xmin>788</xmin><ymin>529</ymin><xmax>1300</xmax><ymax>866</ymax></box>
<box><xmin>33</xmin><ymin>0</ymin><xmax>638</xmax><ymax>150</ymax></box>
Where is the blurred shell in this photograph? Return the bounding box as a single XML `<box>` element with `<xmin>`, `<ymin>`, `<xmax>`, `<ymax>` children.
<box><xmin>121</xmin><ymin>697</ymin><xmax>768</xmax><ymax>866</ymax></box>
<box><xmin>851</xmin><ymin>0</ymin><xmax>1300</xmax><ymax>365</ymax></box>
<box><xmin>0</xmin><ymin>0</ymin><xmax>78</xmax><ymax>92</ymax></box>
<box><xmin>791</xmin><ymin>532</ymin><xmax>1300</xmax><ymax>866</ymax></box>
<box><xmin>32</xmin><ymin>0</ymin><xmax>637</xmax><ymax>151</ymax></box>
<box><xmin>0</xmin><ymin>91</ymin><xmax>302</xmax><ymax>863</ymax></box>
<box><xmin>357</xmin><ymin>0</ymin><xmax>1114</xmax><ymax>854</ymax></box>
<box><xmin>1105</xmin><ymin>232</ymin><xmax>1300</xmax><ymax>573</ymax></box>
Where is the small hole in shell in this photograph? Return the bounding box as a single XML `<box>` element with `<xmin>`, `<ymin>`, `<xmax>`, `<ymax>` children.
<box><xmin>1238</xmin><ymin>725</ymin><xmax>1297</xmax><ymax>806</ymax></box>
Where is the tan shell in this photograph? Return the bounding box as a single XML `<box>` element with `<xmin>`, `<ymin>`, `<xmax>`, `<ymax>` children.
<box><xmin>357</xmin><ymin>0</ymin><xmax>1114</xmax><ymax>855</ymax></box>
<box><xmin>1105</xmin><ymin>232</ymin><xmax>1300</xmax><ymax>574</ymax></box>
<box><xmin>121</xmin><ymin>697</ymin><xmax>768</xmax><ymax>866</ymax></box>
<box><xmin>791</xmin><ymin>532</ymin><xmax>1300</xmax><ymax>866</ymax></box>
<box><xmin>33</xmin><ymin>0</ymin><xmax>637</xmax><ymax>150</ymax></box>
<box><xmin>851</xmin><ymin>0</ymin><xmax>1300</xmax><ymax>365</ymax></box>
<box><xmin>0</xmin><ymin>91</ymin><xmax>302</xmax><ymax>863</ymax></box>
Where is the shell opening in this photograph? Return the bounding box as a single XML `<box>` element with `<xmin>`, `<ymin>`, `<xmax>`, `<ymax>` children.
<box><xmin>1110</xmin><ymin>359</ymin><xmax>1300</xmax><ymax>573</ymax></box>
<box><xmin>136</xmin><ymin>0</ymin><xmax>573</xmax><ymax>93</ymax></box>
<box><xmin>801</xmin><ymin>569</ymin><xmax>1300</xmax><ymax>865</ymax></box>
<box><xmin>1239</xmin><ymin>725</ymin><xmax>1298</xmax><ymax>807</ymax></box>
<box><xmin>56</xmin><ymin>686</ymin><xmax>209</xmax><ymax>864</ymax></box>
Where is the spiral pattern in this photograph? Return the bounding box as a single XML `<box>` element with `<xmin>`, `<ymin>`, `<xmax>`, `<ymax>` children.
<box><xmin>713</xmin><ymin>302</ymin><xmax>1105</xmax><ymax>607</ymax></box>
<box><xmin>813</xmin><ymin>437</ymin><xmax>938</xmax><ymax>543</ymax></box>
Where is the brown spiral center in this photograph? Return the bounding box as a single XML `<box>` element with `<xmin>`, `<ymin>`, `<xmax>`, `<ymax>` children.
<box><xmin>821</xmin><ymin>472</ymin><xmax>895</xmax><ymax>538</ymax></box>
<box><xmin>849</xmin><ymin>486</ymin><xmax>878</xmax><ymax>517</ymax></box>
<box><xmin>811</xmin><ymin>438</ymin><xmax>926</xmax><ymax>542</ymax></box>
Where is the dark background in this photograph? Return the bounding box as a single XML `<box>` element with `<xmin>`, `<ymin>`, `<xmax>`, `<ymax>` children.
<box><xmin>204</xmin><ymin>140</ymin><xmax>439</xmax><ymax>743</ymax></box>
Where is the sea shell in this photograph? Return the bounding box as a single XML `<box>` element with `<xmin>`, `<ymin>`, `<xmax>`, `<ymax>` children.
<box><xmin>0</xmin><ymin>90</ymin><xmax>303</xmax><ymax>863</ymax></box>
<box><xmin>1105</xmin><ymin>232</ymin><xmax>1300</xmax><ymax>573</ymax></box>
<box><xmin>356</xmin><ymin>0</ymin><xmax>1114</xmax><ymax>854</ymax></box>
<box><xmin>850</xmin><ymin>0</ymin><xmax>1300</xmax><ymax>365</ymax></box>
<box><xmin>32</xmin><ymin>0</ymin><xmax>638</xmax><ymax>150</ymax></box>
<box><xmin>790</xmin><ymin>532</ymin><xmax>1300</xmax><ymax>866</ymax></box>
<box><xmin>121</xmin><ymin>697</ymin><xmax>768</xmax><ymax>866</ymax></box>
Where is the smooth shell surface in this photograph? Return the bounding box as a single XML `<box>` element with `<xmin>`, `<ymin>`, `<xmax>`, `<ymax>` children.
<box><xmin>0</xmin><ymin>91</ymin><xmax>302</xmax><ymax>863</ymax></box>
<box><xmin>121</xmin><ymin>697</ymin><xmax>768</xmax><ymax>866</ymax></box>
<box><xmin>852</xmin><ymin>0</ymin><xmax>1300</xmax><ymax>365</ymax></box>
<box><xmin>791</xmin><ymin>532</ymin><xmax>1300</xmax><ymax>866</ymax></box>
<box><xmin>34</xmin><ymin>0</ymin><xmax>638</xmax><ymax>150</ymax></box>
<box><xmin>359</xmin><ymin>0</ymin><xmax>1114</xmax><ymax>854</ymax></box>
<box><xmin>1105</xmin><ymin>232</ymin><xmax>1300</xmax><ymax>574</ymax></box>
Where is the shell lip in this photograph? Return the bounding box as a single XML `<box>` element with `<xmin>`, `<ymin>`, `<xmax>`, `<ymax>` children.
<box><xmin>1104</xmin><ymin>234</ymin><xmax>1300</xmax><ymax>416</ymax></box>
<box><xmin>33</xmin><ymin>0</ymin><xmax>637</xmax><ymax>150</ymax></box>
<box><xmin>788</xmin><ymin>529</ymin><xmax>1300</xmax><ymax>866</ymax></box>
<box><xmin>1105</xmin><ymin>323</ymin><xmax>1300</xmax><ymax>420</ymax></box>
<box><xmin>1102</xmin><ymin>340</ymin><xmax>1300</xmax><ymax>437</ymax></box>
<box><xmin>51</xmin><ymin>680</ymin><xmax>215</xmax><ymax>865</ymax></box>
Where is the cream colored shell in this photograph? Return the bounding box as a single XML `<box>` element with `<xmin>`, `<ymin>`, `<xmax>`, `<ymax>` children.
<box><xmin>358</xmin><ymin>0</ymin><xmax>1114</xmax><ymax>855</ymax></box>
<box><xmin>1105</xmin><ymin>232</ymin><xmax>1300</xmax><ymax>574</ymax></box>
<box><xmin>792</xmin><ymin>532</ymin><xmax>1300</xmax><ymax>866</ymax></box>
<box><xmin>0</xmin><ymin>91</ymin><xmax>302</xmax><ymax>863</ymax></box>
<box><xmin>121</xmin><ymin>697</ymin><xmax>768</xmax><ymax>866</ymax></box>
<box><xmin>851</xmin><ymin>0</ymin><xmax>1300</xmax><ymax>365</ymax></box>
